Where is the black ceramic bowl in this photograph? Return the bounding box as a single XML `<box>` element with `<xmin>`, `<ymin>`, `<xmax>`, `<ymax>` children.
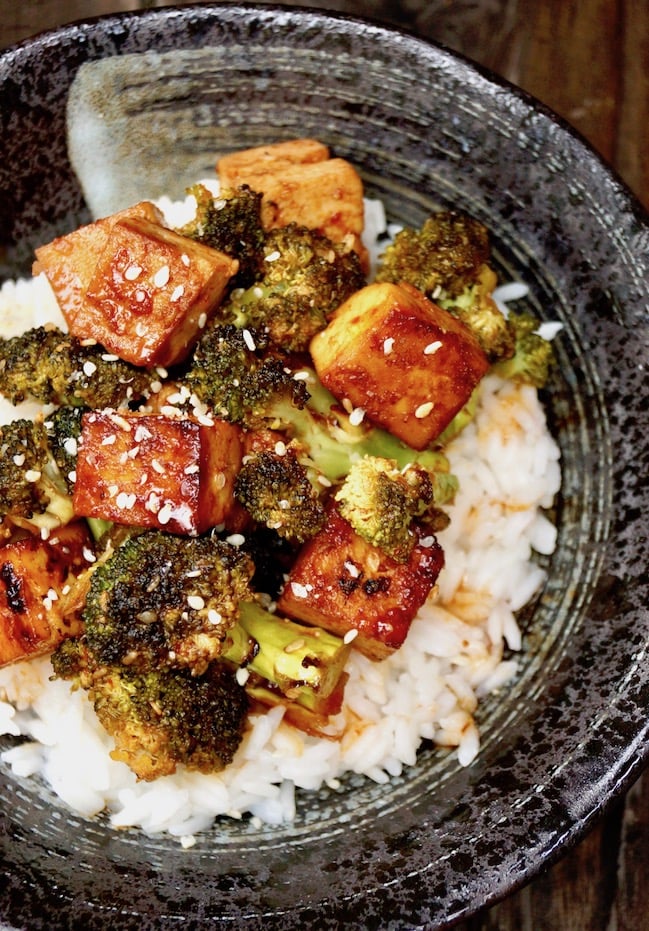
<box><xmin>1</xmin><ymin>5</ymin><xmax>648</xmax><ymax>929</ymax></box>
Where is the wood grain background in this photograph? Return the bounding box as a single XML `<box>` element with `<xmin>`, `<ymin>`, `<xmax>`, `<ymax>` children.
<box><xmin>1</xmin><ymin>2</ymin><xmax>648</xmax><ymax>929</ymax></box>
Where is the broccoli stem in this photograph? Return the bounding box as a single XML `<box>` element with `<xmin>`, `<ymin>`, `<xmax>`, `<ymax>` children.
<box><xmin>226</xmin><ymin>600</ymin><xmax>351</xmax><ymax>699</ymax></box>
<box><xmin>273</xmin><ymin>374</ymin><xmax>458</xmax><ymax>503</ymax></box>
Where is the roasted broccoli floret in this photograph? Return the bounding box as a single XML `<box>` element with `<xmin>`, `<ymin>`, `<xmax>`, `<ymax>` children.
<box><xmin>376</xmin><ymin>211</ymin><xmax>515</xmax><ymax>363</ymax></box>
<box><xmin>234</xmin><ymin>447</ymin><xmax>326</xmax><ymax>543</ymax></box>
<box><xmin>492</xmin><ymin>311</ymin><xmax>556</xmax><ymax>388</ymax></box>
<box><xmin>177</xmin><ymin>183</ymin><xmax>265</xmax><ymax>287</ymax></box>
<box><xmin>0</xmin><ymin>418</ymin><xmax>74</xmax><ymax>536</ymax></box>
<box><xmin>0</xmin><ymin>326</ymin><xmax>154</xmax><ymax>408</ymax></box>
<box><xmin>82</xmin><ymin>530</ymin><xmax>255</xmax><ymax>676</ymax></box>
<box><xmin>333</xmin><ymin>456</ymin><xmax>447</xmax><ymax>561</ymax></box>
<box><xmin>220</xmin><ymin>223</ymin><xmax>366</xmax><ymax>352</ymax></box>
<box><xmin>45</xmin><ymin>405</ymin><xmax>87</xmax><ymax>495</ymax></box>
<box><xmin>183</xmin><ymin>324</ymin><xmax>458</xmax><ymax>504</ymax></box>
<box><xmin>52</xmin><ymin>638</ymin><xmax>248</xmax><ymax>781</ymax></box>
<box><xmin>184</xmin><ymin>323</ymin><xmax>310</xmax><ymax>427</ymax></box>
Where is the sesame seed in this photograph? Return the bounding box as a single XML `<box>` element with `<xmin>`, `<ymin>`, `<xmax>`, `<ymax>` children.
<box><xmin>284</xmin><ymin>638</ymin><xmax>306</xmax><ymax>654</ymax></box>
<box><xmin>154</xmin><ymin>265</ymin><xmax>170</xmax><ymax>288</ymax></box>
<box><xmin>149</xmin><ymin>380</ymin><xmax>163</xmax><ymax>394</ymax></box>
<box><xmin>293</xmin><ymin>370</ymin><xmax>311</xmax><ymax>381</ymax></box>
<box><xmin>68</xmin><ymin>470</ymin><xmax>77</xmax><ymax>483</ymax></box>
<box><xmin>198</xmin><ymin>312</ymin><xmax>207</xmax><ymax>329</ymax></box>
<box><xmin>274</xmin><ymin>441</ymin><xmax>287</xmax><ymax>456</ymax></box>
<box><xmin>83</xmin><ymin>361</ymin><xmax>97</xmax><ymax>377</ymax></box>
<box><xmin>225</xmin><ymin>533</ymin><xmax>245</xmax><ymax>547</ymax></box>
<box><xmin>116</xmin><ymin>492</ymin><xmax>136</xmax><ymax>509</ymax></box>
<box><xmin>108</xmin><ymin>484</ymin><xmax>119</xmax><ymax>497</ymax></box>
<box><xmin>63</xmin><ymin>438</ymin><xmax>78</xmax><ymax>456</ymax></box>
<box><xmin>290</xmin><ymin>582</ymin><xmax>309</xmax><ymax>599</ymax></box>
<box><xmin>24</xmin><ymin>469</ymin><xmax>41</xmax><ymax>483</ymax></box>
<box><xmin>134</xmin><ymin>425</ymin><xmax>153</xmax><ymax>442</ymax></box>
<box><xmin>181</xmin><ymin>253</ymin><xmax>191</xmax><ymax>267</ymax></box>
<box><xmin>235</xmin><ymin>667</ymin><xmax>250</xmax><ymax>686</ymax></box>
<box><xmin>317</xmin><ymin>474</ymin><xmax>333</xmax><ymax>487</ymax></box>
<box><xmin>343</xmin><ymin>629</ymin><xmax>359</xmax><ymax>644</ymax></box>
<box><xmin>135</xmin><ymin>292</ymin><xmax>147</xmax><ymax>306</ymax></box>
<box><xmin>110</xmin><ymin>414</ymin><xmax>132</xmax><ymax>431</ymax></box>
<box><xmin>80</xmin><ymin>338</ymin><xmax>98</xmax><ymax>347</ymax></box>
<box><xmin>349</xmin><ymin>407</ymin><xmax>365</xmax><ymax>426</ymax></box>
<box><xmin>187</xmin><ymin>595</ymin><xmax>205</xmax><ymax>610</ymax></box>
<box><xmin>344</xmin><ymin>561</ymin><xmax>360</xmax><ymax>578</ymax></box>
<box><xmin>342</xmin><ymin>398</ymin><xmax>354</xmax><ymax>414</ymax></box>
<box><xmin>101</xmin><ymin>353</ymin><xmax>119</xmax><ymax>362</ymax></box>
<box><xmin>242</xmin><ymin>329</ymin><xmax>256</xmax><ymax>351</ymax></box>
<box><xmin>419</xmin><ymin>535</ymin><xmax>436</xmax><ymax>547</ymax></box>
<box><xmin>184</xmin><ymin>464</ymin><xmax>200</xmax><ymax>475</ymax></box>
<box><xmin>157</xmin><ymin>503</ymin><xmax>173</xmax><ymax>524</ymax></box>
<box><xmin>127</xmin><ymin>445</ymin><xmax>140</xmax><ymax>459</ymax></box>
<box><xmin>124</xmin><ymin>264</ymin><xmax>142</xmax><ymax>281</ymax></box>
<box><xmin>151</xmin><ymin>459</ymin><xmax>165</xmax><ymax>474</ymax></box>
<box><xmin>424</xmin><ymin>340</ymin><xmax>443</xmax><ymax>355</ymax></box>
<box><xmin>146</xmin><ymin>492</ymin><xmax>161</xmax><ymax>513</ymax></box>
<box><xmin>214</xmin><ymin>472</ymin><xmax>226</xmax><ymax>490</ymax></box>
<box><xmin>12</xmin><ymin>454</ymin><xmax>25</xmax><ymax>466</ymax></box>
<box><xmin>208</xmin><ymin>609</ymin><xmax>222</xmax><ymax>625</ymax></box>
<box><xmin>252</xmin><ymin>286</ymin><xmax>264</xmax><ymax>299</ymax></box>
<box><xmin>264</xmin><ymin>250</ymin><xmax>281</xmax><ymax>262</ymax></box>
<box><xmin>170</xmin><ymin>284</ymin><xmax>185</xmax><ymax>302</ymax></box>
<box><xmin>383</xmin><ymin>337</ymin><xmax>395</xmax><ymax>354</ymax></box>
<box><xmin>101</xmin><ymin>434</ymin><xmax>117</xmax><ymax>446</ymax></box>
<box><xmin>83</xmin><ymin>547</ymin><xmax>96</xmax><ymax>563</ymax></box>
<box><xmin>415</xmin><ymin>401</ymin><xmax>435</xmax><ymax>418</ymax></box>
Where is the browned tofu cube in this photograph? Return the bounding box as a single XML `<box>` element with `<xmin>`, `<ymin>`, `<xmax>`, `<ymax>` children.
<box><xmin>217</xmin><ymin>138</ymin><xmax>330</xmax><ymax>185</ymax></box>
<box><xmin>73</xmin><ymin>411</ymin><xmax>242</xmax><ymax>535</ymax></box>
<box><xmin>0</xmin><ymin>522</ymin><xmax>94</xmax><ymax>667</ymax></box>
<box><xmin>218</xmin><ymin>150</ymin><xmax>367</xmax><ymax>268</ymax></box>
<box><xmin>310</xmin><ymin>282</ymin><xmax>490</xmax><ymax>449</ymax></box>
<box><xmin>34</xmin><ymin>208</ymin><xmax>238</xmax><ymax>367</ymax></box>
<box><xmin>276</xmin><ymin>505</ymin><xmax>444</xmax><ymax>660</ymax></box>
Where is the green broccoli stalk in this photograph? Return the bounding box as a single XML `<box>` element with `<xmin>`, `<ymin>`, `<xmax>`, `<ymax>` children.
<box><xmin>491</xmin><ymin>310</ymin><xmax>557</xmax><ymax>388</ymax></box>
<box><xmin>0</xmin><ymin>327</ymin><xmax>155</xmax><ymax>409</ymax></box>
<box><xmin>228</xmin><ymin>599</ymin><xmax>352</xmax><ymax>701</ymax></box>
<box><xmin>220</xmin><ymin>223</ymin><xmax>366</xmax><ymax>352</ymax></box>
<box><xmin>0</xmin><ymin>418</ymin><xmax>74</xmax><ymax>536</ymax></box>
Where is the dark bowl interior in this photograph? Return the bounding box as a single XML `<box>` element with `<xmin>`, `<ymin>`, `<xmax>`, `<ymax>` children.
<box><xmin>1</xmin><ymin>5</ymin><xmax>649</xmax><ymax>929</ymax></box>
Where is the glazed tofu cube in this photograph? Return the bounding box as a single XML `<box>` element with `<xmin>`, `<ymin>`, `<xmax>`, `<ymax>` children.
<box><xmin>276</xmin><ymin>505</ymin><xmax>444</xmax><ymax>660</ymax></box>
<box><xmin>0</xmin><ymin>522</ymin><xmax>94</xmax><ymax>667</ymax></box>
<box><xmin>34</xmin><ymin>201</ymin><xmax>163</xmax><ymax>328</ymax></box>
<box><xmin>217</xmin><ymin>138</ymin><xmax>330</xmax><ymax>185</ymax></box>
<box><xmin>310</xmin><ymin>282</ymin><xmax>490</xmax><ymax>449</ymax></box>
<box><xmin>218</xmin><ymin>150</ymin><xmax>367</xmax><ymax>267</ymax></box>
<box><xmin>34</xmin><ymin>207</ymin><xmax>238</xmax><ymax>367</ymax></box>
<box><xmin>73</xmin><ymin>411</ymin><xmax>243</xmax><ymax>535</ymax></box>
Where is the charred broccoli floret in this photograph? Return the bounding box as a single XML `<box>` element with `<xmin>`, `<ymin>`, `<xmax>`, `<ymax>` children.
<box><xmin>82</xmin><ymin>531</ymin><xmax>255</xmax><ymax>676</ymax></box>
<box><xmin>234</xmin><ymin>446</ymin><xmax>326</xmax><ymax>543</ymax></box>
<box><xmin>52</xmin><ymin>638</ymin><xmax>248</xmax><ymax>780</ymax></box>
<box><xmin>333</xmin><ymin>456</ymin><xmax>447</xmax><ymax>561</ymax></box>
<box><xmin>184</xmin><ymin>323</ymin><xmax>310</xmax><ymax>427</ymax></box>
<box><xmin>0</xmin><ymin>326</ymin><xmax>154</xmax><ymax>408</ymax></box>
<box><xmin>376</xmin><ymin>211</ymin><xmax>515</xmax><ymax>363</ymax></box>
<box><xmin>492</xmin><ymin>311</ymin><xmax>556</xmax><ymax>388</ymax></box>
<box><xmin>183</xmin><ymin>324</ymin><xmax>458</xmax><ymax>503</ymax></box>
<box><xmin>220</xmin><ymin>224</ymin><xmax>366</xmax><ymax>352</ymax></box>
<box><xmin>177</xmin><ymin>183</ymin><xmax>265</xmax><ymax>287</ymax></box>
<box><xmin>45</xmin><ymin>405</ymin><xmax>87</xmax><ymax>495</ymax></box>
<box><xmin>0</xmin><ymin>418</ymin><xmax>73</xmax><ymax>536</ymax></box>
<box><xmin>376</xmin><ymin>210</ymin><xmax>489</xmax><ymax>298</ymax></box>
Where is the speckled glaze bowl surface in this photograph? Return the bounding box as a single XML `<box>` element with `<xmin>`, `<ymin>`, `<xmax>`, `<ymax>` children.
<box><xmin>1</xmin><ymin>5</ymin><xmax>648</xmax><ymax>929</ymax></box>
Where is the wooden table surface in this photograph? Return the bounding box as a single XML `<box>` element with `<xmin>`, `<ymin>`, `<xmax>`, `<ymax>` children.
<box><xmin>1</xmin><ymin>2</ymin><xmax>648</xmax><ymax>929</ymax></box>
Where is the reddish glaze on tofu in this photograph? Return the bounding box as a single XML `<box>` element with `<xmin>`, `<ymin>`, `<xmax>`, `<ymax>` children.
<box><xmin>0</xmin><ymin>522</ymin><xmax>94</xmax><ymax>668</ymax></box>
<box><xmin>276</xmin><ymin>505</ymin><xmax>444</xmax><ymax>660</ymax></box>
<box><xmin>73</xmin><ymin>411</ymin><xmax>243</xmax><ymax>535</ymax></box>
<box><xmin>34</xmin><ymin>205</ymin><xmax>238</xmax><ymax>368</ymax></box>
<box><xmin>310</xmin><ymin>281</ymin><xmax>490</xmax><ymax>449</ymax></box>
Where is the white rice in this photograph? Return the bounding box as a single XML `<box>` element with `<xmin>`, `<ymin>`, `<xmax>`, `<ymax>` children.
<box><xmin>0</xmin><ymin>194</ymin><xmax>561</xmax><ymax>838</ymax></box>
